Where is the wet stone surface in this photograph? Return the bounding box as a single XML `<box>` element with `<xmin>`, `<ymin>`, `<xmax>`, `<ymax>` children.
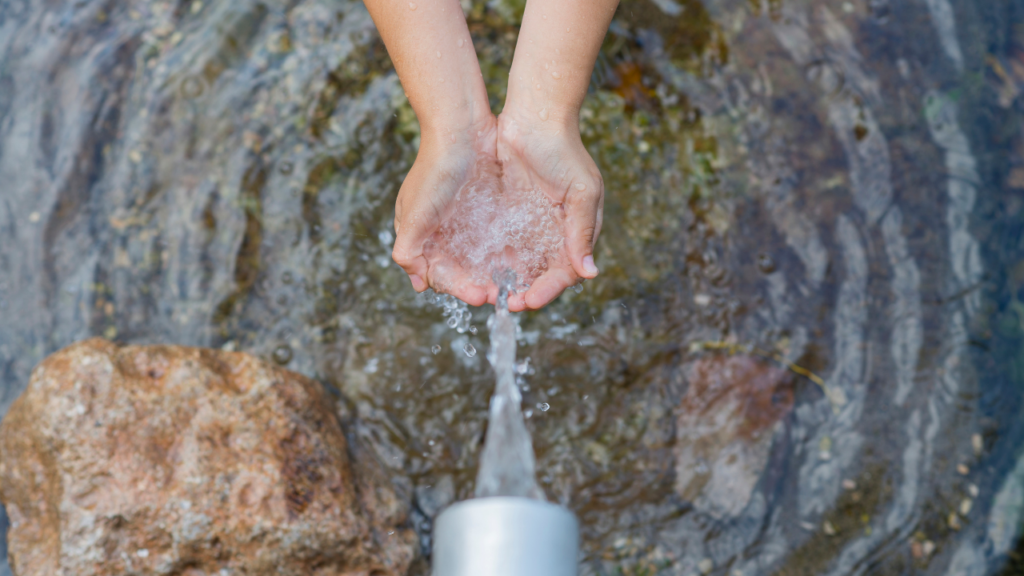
<box><xmin>0</xmin><ymin>0</ymin><xmax>1024</xmax><ymax>575</ymax></box>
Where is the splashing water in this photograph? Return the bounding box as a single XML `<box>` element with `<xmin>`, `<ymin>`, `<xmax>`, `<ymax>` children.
<box><xmin>475</xmin><ymin>270</ymin><xmax>544</xmax><ymax>500</ymax></box>
<box><xmin>425</xmin><ymin>157</ymin><xmax>568</xmax><ymax>293</ymax></box>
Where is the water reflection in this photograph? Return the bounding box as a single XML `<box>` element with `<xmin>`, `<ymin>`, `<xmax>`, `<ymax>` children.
<box><xmin>0</xmin><ymin>0</ymin><xmax>1022</xmax><ymax>574</ymax></box>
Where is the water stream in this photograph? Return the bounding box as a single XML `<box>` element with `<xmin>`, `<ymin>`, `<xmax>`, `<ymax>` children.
<box><xmin>475</xmin><ymin>271</ymin><xmax>544</xmax><ymax>501</ymax></box>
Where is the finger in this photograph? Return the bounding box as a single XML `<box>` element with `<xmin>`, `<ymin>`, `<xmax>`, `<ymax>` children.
<box><xmin>565</xmin><ymin>178</ymin><xmax>602</xmax><ymax>279</ymax></box>
<box><xmin>392</xmin><ymin>239</ymin><xmax>430</xmax><ymax>292</ymax></box>
<box><xmin>507</xmin><ymin>290</ymin><xmax>529</xmax><ymax>312</ymax></box>
<box><xmin>523</xmin><ymin>266</ymin><xmax>575</xmax><ymax>310</ymax></box>
<box><xmin>426</xmin><ymin>260</ymin><xmax>489</xmax><ymax>308</ymax></box>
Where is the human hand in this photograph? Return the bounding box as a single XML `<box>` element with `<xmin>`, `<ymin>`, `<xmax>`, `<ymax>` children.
<box><xmin>495</xmin><ymin>108</ymin><xmax>604</xmax><ymax>312</ymax></box>
<box><xmin>391</xmin><ymin>115</ymin><xmax>500</xmax><ymax>307</ymax></box>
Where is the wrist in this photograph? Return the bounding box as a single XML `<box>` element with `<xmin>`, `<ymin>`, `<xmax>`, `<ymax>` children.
<box><xmin>504</xmin><ymin>59</ymin><xmax>582</xmax><ymax>135</ymax></box>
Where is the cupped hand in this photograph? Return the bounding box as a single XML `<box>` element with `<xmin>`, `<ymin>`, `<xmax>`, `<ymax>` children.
<box><xmin>391</xmin><ymin>115</ymin><xmax>500</xmax><ymax>307</ymax></box>
<box><xmin>495</xmin><ymin>109</ymin><xmax>604</xmax><ymax>312</ymax></box>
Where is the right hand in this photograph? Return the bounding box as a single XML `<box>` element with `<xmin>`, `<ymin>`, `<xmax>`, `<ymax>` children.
<box><xmin>391</xmin><ymin>114</ymin><xmax>500</xmax><ymax>307</ymax></box>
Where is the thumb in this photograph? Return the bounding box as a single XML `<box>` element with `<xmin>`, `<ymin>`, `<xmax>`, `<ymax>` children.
<box><xmin>564</xmin><ymin>177</ymin><xmax>603</xmax><ymax>279</ymax></box>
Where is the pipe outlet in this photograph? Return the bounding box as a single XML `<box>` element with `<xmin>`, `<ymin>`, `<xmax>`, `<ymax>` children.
<box><xmin>432</xmin><ymin>497</ymin><xmax>579</xmax><ymax>576</ymax></box>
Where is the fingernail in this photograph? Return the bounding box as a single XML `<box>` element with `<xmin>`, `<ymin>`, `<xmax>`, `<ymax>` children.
<box><xmin>583</xmin><ymin>255</ymin><xmax>599</xmax><ymax>276</ymax></box>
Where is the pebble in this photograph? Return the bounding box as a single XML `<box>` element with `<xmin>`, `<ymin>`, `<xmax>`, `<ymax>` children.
<box><xmin>698</xmin><ymin>558</ymin><xmax>714</xmax><ymax>575</ymax></box>
<box><xmin>272</xmin><ymin>344</ymin><xmax>293</xmax><ymax>365</ymax></box>
<box><xmin>957</xmin><ymin>463</ymin><xmax>969</xmax><ymax>475</ymax></box>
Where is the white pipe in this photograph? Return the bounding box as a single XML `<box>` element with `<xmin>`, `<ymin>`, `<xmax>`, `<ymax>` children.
<box><xmin>432</xmin><ymin>497</ymin><xmax>579</xmax><ymax>576</ymax></box>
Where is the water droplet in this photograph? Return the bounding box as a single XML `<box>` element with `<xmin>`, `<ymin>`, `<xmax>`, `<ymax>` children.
<box><xmin>574</xmin><ymin>182</ymin><xmax>586</xmax><ymax>190</ymax></box>
<box><xmin>515</xmin><ymin>358</ymin><xmax>531</xmax><ymax>374</ymax></box>
<box><xmin>447</xmin><ymin>317</ymin><xmax>458</xmax><ymax>328</ymax></box>
<box><xmin>278</xmin><ymin>161</ymin><xmax>294</xmax><ymax>175</ymax></box>
<box><xmin>436</xmin><ymin>51</ymin><xmax>441</xmax><ymax>58</ymax></box>
<box><xmin>408</xmin><ymin>2</ymin><xmax>416</xmax><ymax>9</ymax></box>
<box><xmin>469</xmin><ymin>326</ymin><xmax>478</xmax><ymax>335</ymax></box>
<box><xmin>757</xmin><ymin>253</ymin><xmax>776</xmax><ymax>273</ymax></box>
<box><xmin>572</xmin><ymin>283</ymin><xmax>583</xmax><ymax>294</ymax></box>
<box><xmin>537</xmin><ymin>402</ymin><xmax>550</xmax><ymax>412</ymax></box>
<box><xmin>551</xmin><ymin>71</ymin><xmax>561</xmax><ymax>79</ymax></box>
<box><xmin>458</xmin><ymin>39</ymin><xmax>465</xmax><ymax>47</ymax></box>
<box><xmin>555</xmin><ymin>48</ymin><xmax>560</xmax><ymax>55</ymax></box>
<box><xmin>463</xmin><ymin>343</ymin><xmax>476</xmax><ymax>357</ymax></box>
<box><xmin>431</xmin><ymin>344</ymin><xmax>442</xmax><ymax>355</ymax></box>
<box><xmin>450</xmin><ymin>133</ymin><xmax>456</xmax><ymax>143</ymax></box>
<box><xmin>566</xmin><ymin>27</ymin><xmax>570</xmax><ymax>32</ymax></box>
<box><xmin>272</xmin><ymin>344</ymin><xmax>293</xmax><ymax>365</ymax></box>
<box><xmin>535</xmin><ymin>83</ymin><xmax>541</xmax><ymax>90</ymax></box>
<box><xmin>543</xmin><ymin>63</ymin><xmax>549</xmax><ymax>70</ymax></box>
<box><xmin>525</xmin><ymin>409</ymin><xmax>534</xmax><ymax>418</ymax></box>
<box><xmin>538</xmin><ymin>108</ymin><xmax>549</xmax><ymax>121</ymax></box>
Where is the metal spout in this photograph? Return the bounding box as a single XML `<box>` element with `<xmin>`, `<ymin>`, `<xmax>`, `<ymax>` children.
<box><xmin>432</xmin><ymin>497</ymin><xmax>579</xmax><ymax>576</ymax></box>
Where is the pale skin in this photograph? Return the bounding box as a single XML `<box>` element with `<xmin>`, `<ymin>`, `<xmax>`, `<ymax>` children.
<box><xmin>364</xmin><ymin>0</ymin><xmax>619</xmax><ymax>311</ymax></box>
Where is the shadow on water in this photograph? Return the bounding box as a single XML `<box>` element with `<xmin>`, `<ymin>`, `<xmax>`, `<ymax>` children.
<box><xmin>1</xmin><ymin>0</ymin><xmax>1024</xmax><ymax>574</ymax></box>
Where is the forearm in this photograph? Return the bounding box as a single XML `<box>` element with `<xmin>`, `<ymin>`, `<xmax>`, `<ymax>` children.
<box><xmin>364</xmin><ymin>0</ymin><xmax>491</xmax><ymax>144</ymax></box>
<box><xmin>505</xmin><ymin>0</ymin><xmax>619</xmax><ymax>130</ymax></box>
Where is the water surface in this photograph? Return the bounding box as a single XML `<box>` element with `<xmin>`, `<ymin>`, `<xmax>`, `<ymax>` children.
<box><xmin>1</xmin><ymin>0</ymin><xmax>1024</xmax><ymax>574</ymax></box>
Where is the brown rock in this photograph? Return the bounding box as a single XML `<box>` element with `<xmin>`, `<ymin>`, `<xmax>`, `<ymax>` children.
<box><xmin>674</xmin><ymin>355</ymin><xmax>795</xmax><ymax>518</ymax></box>
<box><xmin>0</xmin><ymin>338</ymin><xmax>416</xmax><ymax>575</ymax></box>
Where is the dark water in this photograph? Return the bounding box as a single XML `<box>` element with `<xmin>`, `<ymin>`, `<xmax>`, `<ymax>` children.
<box><xmin>1</xmin><ymin>0</ymin><xmax>1024</xmax><ymax>574</ymax></box>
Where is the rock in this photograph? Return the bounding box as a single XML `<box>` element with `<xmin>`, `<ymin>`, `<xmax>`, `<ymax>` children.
<box><xmin>674</xmin><ymin>355</ymin><xmax>795</xmax><ymax>519</ymax></box>
<box><xmin>0</xmin><ymin>338</ymin><xmax>416</xmax><ymax>576</ymax></box>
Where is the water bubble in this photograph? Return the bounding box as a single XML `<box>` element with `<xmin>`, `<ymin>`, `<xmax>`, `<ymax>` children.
<box><xmin>408</xmin><ymin>1</ymin><xmax>416</xmax><ymax>9</ymax></box>
<box><xmin>431</xmin><ymin>344</ymin><xmax>442</xmax><ymax>355</ymax></box>
<box><xmin>272</xmin><ymin>344</ymin><xmax>293</xmax><ymax>365</ymax></box>
<box><xmin>538</xmin><ymin>108</ymin><xmax>549</xmax><ymax>121</ymax></box>
<box><xmin>551</xmin><ymin>71</ymin><xmax>561</xmax><ymax>79</ymax></box>
<box><xmin>525</xmin><ymin>409</ymin><xmax>534</xmax><ymax>418</ymax></box>
<box><xmin>447</xmin><ymin>317</ymin><xmax>458</xmax><ymax>328</ymax></box>
<box><xmin>469</xmin><ymin>326</ymin><xmax>478</xmax><ymax>335</ymax></box>
<box><xmin>537</xmin><ymin>402</ymin><xmax>550</xmax><ymax>412</ymax></box>
<box><xmin>463</xmin><ymin>343</ymin><xmax>476</xmax><ymax>357</ymax></box>
<box><xmin>574</xmin><ymin>182</ymin><xmax>586</xmax><ymax>191</ymax></box>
